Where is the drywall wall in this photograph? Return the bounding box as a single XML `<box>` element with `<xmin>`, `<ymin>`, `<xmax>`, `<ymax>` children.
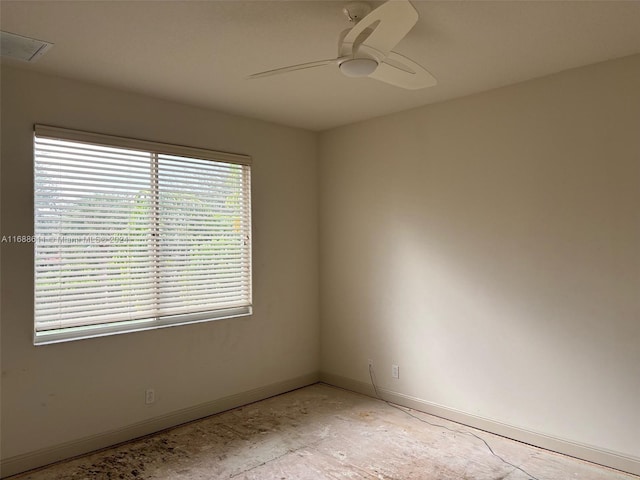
<box><xmin>319</xmin><ymin>54</ymin><xmax>640</xmax><ymax>472</ymax></box>
<box><xmin>0</xmin><ymin>66</ymin><xmax>319</xmax><ymax>473</ymax></box>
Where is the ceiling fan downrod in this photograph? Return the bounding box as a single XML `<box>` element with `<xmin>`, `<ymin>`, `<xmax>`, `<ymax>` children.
<box><xmin>343</xmin><ymin>2</ymin><xmax>372</xmax><ymax>23</ymax></box>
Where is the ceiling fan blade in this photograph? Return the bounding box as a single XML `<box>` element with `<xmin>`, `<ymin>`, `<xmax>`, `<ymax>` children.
<box><xmin>248</xmin><ymin>59</ymin><xmax>336</xmax><ymax>79</ymax></box>
<box><xmin>369</xmin><ymin>51</ymin><xmax>437</xmax><ymax>90</ymax></box>
<box><xmin>340</xmin><ymin>0</ymin><xmax>418</xmax><ymax>59</ymax></box>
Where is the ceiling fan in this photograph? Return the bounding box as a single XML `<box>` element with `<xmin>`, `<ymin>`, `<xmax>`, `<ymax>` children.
<box><xmin>248</xmin><ymin>0</ymin><xmax>437</xmax><ymax>90</ymax></box>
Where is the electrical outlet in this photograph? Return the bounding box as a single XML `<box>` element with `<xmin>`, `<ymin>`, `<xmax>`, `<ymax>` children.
<box><xmin>145</xmin><ymin>388</ymin><xmax>155</xmax><ymax>405</ymax></box>
<box><xmin>392</xmin><ymin>364</ymin><xmax>399</xmax><ymax>379</ymax></box>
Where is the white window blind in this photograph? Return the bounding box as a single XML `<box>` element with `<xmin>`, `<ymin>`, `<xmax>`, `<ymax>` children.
<box><xmin>34</xmin><ymin>125</ymin><xmax>252</xmax><ymax>344</ymax></box>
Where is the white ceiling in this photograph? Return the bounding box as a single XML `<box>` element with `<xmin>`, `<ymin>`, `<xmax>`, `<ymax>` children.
<box><xmin>2</xmin><ymin>1</ymin><xmax>640</xmax><ymax>131</ymax></box>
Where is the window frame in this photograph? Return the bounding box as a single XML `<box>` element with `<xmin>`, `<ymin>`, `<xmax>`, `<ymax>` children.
<box><xmin>33</xmin><ymin>125</ymin><xmax>252</xmax><ymax>345</ymax></box>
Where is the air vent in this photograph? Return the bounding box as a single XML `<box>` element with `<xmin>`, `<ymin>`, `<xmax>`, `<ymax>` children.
<box><xmin>1</xmin><ymin>30</ymin><xmax>53</xmax><ymax>62</ymax></box>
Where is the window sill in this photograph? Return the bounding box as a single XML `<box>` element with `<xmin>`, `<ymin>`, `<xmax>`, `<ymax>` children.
<box><xmin>34</xmin><ymin>306</ymin><xmax>253</xmax><ymax>345</ymax></box>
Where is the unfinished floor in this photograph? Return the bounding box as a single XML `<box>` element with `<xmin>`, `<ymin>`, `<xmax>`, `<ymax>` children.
<box><xmin>8</xmin><ymin>383</ymin><xmax>637</xmax><ymax>480</ymax></box>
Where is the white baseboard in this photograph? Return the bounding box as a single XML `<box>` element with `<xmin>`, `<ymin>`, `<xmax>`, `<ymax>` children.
<box><xmin>0</xmin><ymin>372</ymin><xmax>320</xmax><ymax>479</ymax></box>
<box><xmin>320</xmin><ymin>372</ymin><xmax>640</xmax><ymax>477</ymax></box>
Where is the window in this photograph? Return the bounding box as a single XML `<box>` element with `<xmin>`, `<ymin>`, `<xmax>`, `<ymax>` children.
<box><xmin>33</xmin><ymin>125</ymin><xmax>252</xmax><ymax>344</ymax></box>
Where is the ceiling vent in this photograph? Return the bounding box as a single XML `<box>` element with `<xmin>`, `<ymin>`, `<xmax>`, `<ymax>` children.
<box><xmin>1</xmin><ymin>30</ymin><xmax>53</xmax><ymax>62</ymax></box>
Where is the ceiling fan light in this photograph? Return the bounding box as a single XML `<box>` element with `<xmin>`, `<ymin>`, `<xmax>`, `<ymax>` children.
<box><xmin>339</xmin><ymin>58</ymin><xmax>378</xmax><ymax>78</ymax></box>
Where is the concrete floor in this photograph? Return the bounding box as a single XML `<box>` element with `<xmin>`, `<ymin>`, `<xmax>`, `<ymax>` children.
<box><xmin>9</xmin><ymin>383</ymin><xmax>637</xmax><ymax>480</ymax></box>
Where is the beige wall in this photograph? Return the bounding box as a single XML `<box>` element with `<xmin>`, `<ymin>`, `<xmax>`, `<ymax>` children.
<box><xmin>320</xmin><ymin>55</ymin><xmax>640</xmax><ymax>465</ymax></box>
<box><xmin>0</xmin><ymin>67</ymin><xmax>319</xmax><ymax>463</ymax></box>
